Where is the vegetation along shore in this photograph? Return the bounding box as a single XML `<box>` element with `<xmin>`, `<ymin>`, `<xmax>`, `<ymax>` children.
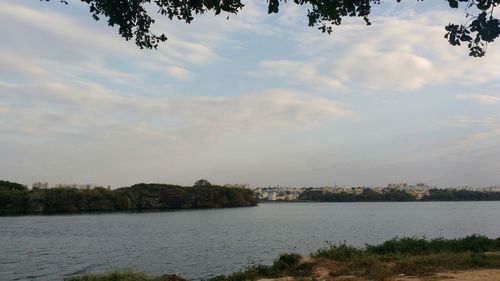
<box><xmin>66</xmin><ymin>235</ymin><xmax>500</xmax><ymax>281</ymax></box>
<box><xmin>0</xmin><ymin>180</ymin><xmax>257</xmax><ymax>215</ymax></box>
<box><xmin>3</xmin><ymin>179</ymin><xmax>500</xmax><ymax>215</ymax></box>
<box><xmin>298</xmin><ymin>188</ymin><xmax>500</xmax><ymax>202</ymax></box>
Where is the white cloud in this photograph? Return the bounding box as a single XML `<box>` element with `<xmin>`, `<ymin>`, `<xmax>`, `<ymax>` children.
<box><xmin>166</xmin><ymin>66</ymin><xmax>193</xmax><ymax>81</ymax></box>
<box><xmin>158</xmin><ymin>37</ymin><xmax>218</xmax><ymax>65</ymax></box>
<box><xmin>261</xmin><ymin>9</ymin><xmax>500</xmax><ymax>92</ymax></box>
<box><xmin>0</xmin><ymin>1</ymin><xmax>224</xmax><ymax>87</ymax></box>
<box><xmin>171</xmin><ymin>89</ymin><xmax>352</xmax><ymax>135</ymax></box>
<box><xmin>456</xmin><ymin>94</ymin><xmax>500</xmax><ymax>105</ymax></box>
<box><xmin>337</xmin><ymin>50</ymin><xmax>434</xmax><ymax>91</ymax></box>
<box><xmin>1</xmin><ymin>80</ymin><xmax>352</xmax><ymax>137</ymax></box>
<box><xmin>434</xmin><ymin>116</ymin><xmax>500</xmax><ymax>154</ymax></box>
<box><xmin>0</xmin><ymin>2</ymin><xmax>132</xmax><ymax>59</ymax></box>
<box><xmin>258</xmin><ymin>60</ymin><xmax>343</xmax><ymax>90</ymax></box>
<box><xmin>0</xmin><ymin>82</ymin><xmax>171</xmax><ymax>113</ymax></box>
<box><xmin>1</xmin><ymin>77</ymin><xmax>353</xmax><ymax>186</ymax></box>
<box><xmin>451</xmin><ymin>116</ymin><xmax>500</xmax><ymax>128</ymax></box>
<box><xmin>3</xmin><ymin>0</ymin><xmax>500</xmax><ymax>186</ymax></box>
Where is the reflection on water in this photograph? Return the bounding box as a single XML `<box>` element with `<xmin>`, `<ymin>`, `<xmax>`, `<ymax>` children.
<box><xmin>1</xmin><ymin>202</ymin><xmax>500</xmax><ymax>281</ymax></box>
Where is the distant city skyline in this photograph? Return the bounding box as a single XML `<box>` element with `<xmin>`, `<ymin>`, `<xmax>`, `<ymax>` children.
<box><xmin>1</xmin><ymin>1</ymin><xmax>500</xmax><ymax>187</ymax></box>
<box><xmin>8</xmin><ymin>179</ymin><xmax>500</xmax><ymax>190</ymax></box>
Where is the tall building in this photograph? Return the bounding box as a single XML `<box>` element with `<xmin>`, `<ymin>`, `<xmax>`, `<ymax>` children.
<box><xmin>32</xmin><ymin>181</ymin><xmax>48</xmax><ymax>189</ymax></box>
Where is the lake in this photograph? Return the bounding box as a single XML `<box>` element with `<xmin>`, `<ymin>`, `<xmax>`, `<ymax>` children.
<box><xmin>1</xmin><ymin>202</ymin><xmax>500</xmax><ymax>281</ymax></box>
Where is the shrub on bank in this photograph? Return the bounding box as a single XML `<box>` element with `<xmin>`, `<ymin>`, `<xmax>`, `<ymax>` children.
<box><xmin>365</xmin><ymin>235</ymin><xmax>499</xmax><ymax>255</ymax></box>
<box><xmin>208</xmin><ymin>253</ymin><xmax>314</xmax><ymax>281</ymax></box>
<box><xmin>65</xmin><ymin>270</ymin><xmax>158</xmax><ymax>281</ymax></box>
<box><xmin>314</xmin><ymin>242</ymin><xmax>361</xmax><ymax>261</ymax></box>
<box><xmin>65</xmin><ymin>271</ymin><xmax>188</xmax><ymax>281</ymax></box>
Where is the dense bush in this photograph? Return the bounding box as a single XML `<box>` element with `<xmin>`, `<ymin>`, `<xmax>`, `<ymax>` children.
<box><xmin>65</xmin><ymin>270</ymin><xmax>188</xmax><ymax>281</ymax></box>
<box><xmin>366</xmin><ymin>235</ymin><xmax>500</xmax><ymax>255</ymax></box>
<box><xmin>209</xmin><ymin>253</ymin><xmax>314</xmax><ymax>281</ymax></box>
<box><xmin>300</xmin><ymin>188</ymin><xmax>500</xmax><ymax>202</ymax></box>
<box><xmin>423</xmin><ymin>189</ymin><xmax>500</xmax><ymax>201</ymax></box>
<box><xmin>300</xmin><ymin>188</ymin><xmax>415</xmax><ymax>202</ymax></box>
<box><xmin>314</xmin><ymin>242</ymin><xmax>361</xmax><ymax>261</ymax></box>
<box><xmin>65</xmin><ymin>270</ymin><xmax>158</xmax><ymax>281</ymax></box>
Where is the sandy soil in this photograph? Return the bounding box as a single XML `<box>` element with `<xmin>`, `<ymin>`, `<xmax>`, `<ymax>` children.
<box><xmin>396</xmin><ymin>269</ymin><xmax>500</xmax><ymax>281</ymax></box>
<box><xmin>256</xmin><ymin>263</ymin><xmax>500</xmax><ymax>281</ymax></box>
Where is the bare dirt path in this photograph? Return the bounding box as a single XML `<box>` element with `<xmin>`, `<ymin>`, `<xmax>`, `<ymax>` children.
<box><xmin>395</xmin><ymin>269</ymin><xmax>500</xmax><ymax>281</ymax></box>
<box><xmin>255</xmin><ymin>253</ymin><xmax>500</xmax><ymax>281</ymax></box>
<box><xmin>257</xmin><ymin>267</ymin><xmax>500</xmax><ymax>281</ymax></box>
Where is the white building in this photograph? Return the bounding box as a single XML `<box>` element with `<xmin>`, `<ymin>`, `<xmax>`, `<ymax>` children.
<box><xmin>53</xmin><ymin>183</ymin><xmax>97</xmax><ymax>189</ymax></box>
<box><xmin>267</xmin><ymin>192</ymin><xmax>277</xmax><ymax>201</ymax></box>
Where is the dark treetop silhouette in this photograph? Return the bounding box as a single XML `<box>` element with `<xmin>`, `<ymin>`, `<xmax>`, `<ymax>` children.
<box><xmin>0</xmin><ymin>182</ymin><xmax>257</xmax><ymax>215</ymax></box>
<box><xmin>44</xmin><ymin>0</ymin><xmax>499</xmax><ymax>57</ymax></box>
<box><xmin>194</xmin><ymin>179</ymin><xmax>212</xmax><ymax>187</ymax></box>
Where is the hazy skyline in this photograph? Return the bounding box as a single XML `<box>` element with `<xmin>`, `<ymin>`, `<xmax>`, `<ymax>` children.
<box><xmin>1</xmin><ymin>1</ymin><xmax>500</xmax><ymax>188</ymax></box>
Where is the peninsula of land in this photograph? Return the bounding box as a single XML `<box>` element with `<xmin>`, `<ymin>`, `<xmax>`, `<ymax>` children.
<box><xmin>0</xmin><ymin>181</ymin><xmax>257</xmax><ymax>215</ymax></box>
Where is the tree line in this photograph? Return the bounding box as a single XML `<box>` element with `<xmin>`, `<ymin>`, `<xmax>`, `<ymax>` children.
<box><xmin>299</xmin><ymin>188</ymin><xmax>416</xmax><ymax>202</ymax></box>
<box><xmin>424</xmin><ymin>188</ymin><xmax>500</xmax><ymax>201</ymax></box>
<box><xmin>299</xmin><ymin>188</ymin><xmax>500</xmax><ymax>202</ymax></box>
<box><xmin>0</xmin><ymin>180</ymin><xmax>257</xmax><ymax>215</ymax></box>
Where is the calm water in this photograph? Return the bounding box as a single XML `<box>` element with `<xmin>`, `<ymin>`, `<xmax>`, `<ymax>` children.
<box><xmin>1</xmin><ymin>202</ymin><xmax>500</xmax><ymax>281</ymax></box>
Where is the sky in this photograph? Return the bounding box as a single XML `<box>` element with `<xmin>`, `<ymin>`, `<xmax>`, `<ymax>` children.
<box><xmin>1</xmin><ymin>0</ymin><xmax>500</xmax><ymax>188</ymax></box>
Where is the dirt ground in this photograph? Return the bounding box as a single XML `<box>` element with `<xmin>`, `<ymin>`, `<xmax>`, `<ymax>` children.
<box><xmin>256</xmin><ymin>266</ymin><xmax>500</xmax><ymax>281</ymax></box>
<box><xmin>395</xmin><ymin>269</ymin><xmax>500</xmax><ymax>281</ymax></box>
<box><xmin>254</xmin><ymin>253</ymin><xmax>500</xmax><ymax>281</ymax></box>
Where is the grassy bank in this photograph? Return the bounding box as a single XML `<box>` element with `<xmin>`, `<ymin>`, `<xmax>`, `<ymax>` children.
<box><xmin>65</xmin><ymin>271</ymin><xmax>188</xmax><ymax>281</ymax></box>
<box><xmin>66</xmin><ymin>235</ymin><xmax>500</xmax><ymax>281</ymax></box>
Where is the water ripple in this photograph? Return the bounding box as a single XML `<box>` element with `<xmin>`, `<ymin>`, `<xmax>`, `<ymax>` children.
<box><xmin>1</xmin><ymin>202</ymin><xmax>500</xmax><ymax>281</ymax></box>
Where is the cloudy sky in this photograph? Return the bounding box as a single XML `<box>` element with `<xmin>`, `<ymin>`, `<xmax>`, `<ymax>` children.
<box><xmin>1</xmin><ymin>0</ymin><xmax>500</xmax><ymax>188</ymax></box>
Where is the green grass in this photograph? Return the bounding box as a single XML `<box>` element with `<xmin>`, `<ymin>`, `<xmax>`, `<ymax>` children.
<box><xmin>393</xmin><ymin>252</ymin><xmax>500</xmax><ymax>275</ymax></box>
<box><xmin>65</xmin><ymin>270</ymin><xmax>187</xmax><ymax>281</ymax></box>
<box><xmin>208</xmin><ymin>253</ymin><xmax>315</xmax><ymax>281</ymax></box>
<box><xmin>366</xmin><ymin>235</ymin><xmax>500</xmax><ymax>255</ymax></box>
<box><xmin>314</xmin><ymin>242</ymin><xmax>361</xmax><ymax>261</ymax></box>
<box><xmin>314</xmin><ymin>235</ymin><xmax>500</xmax><ymax>281</ymax></box>
<box><xmin>319</xmin><ymin>252</ymin><xmax>500</xmax><ymax>281</ymax></box>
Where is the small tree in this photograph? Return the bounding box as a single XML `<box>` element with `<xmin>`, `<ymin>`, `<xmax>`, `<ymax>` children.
<box><xmin>194</xmin><ymin>179</ymin><xmax>212</xmax><ymax>187</ymax></box>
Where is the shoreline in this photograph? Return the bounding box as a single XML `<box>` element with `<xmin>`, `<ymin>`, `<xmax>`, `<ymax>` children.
<box><xmin>65</xmin><ymin>235</ymin><xmax>500</xmax><ymax>281</ymax></box>
<box><xmin>4</xmin><ymin>200</ymin><xmax>500</xmax><ymax>216</ymax></box>
<box><xmin>258</xmin><ymin>200</ymin><xmax>500</xmax><ymax>203</ymax></box>
<box><xmin>0</xmin><ymin>204</ymin><xmax>258</xmax><ymax>217</ymax></box>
